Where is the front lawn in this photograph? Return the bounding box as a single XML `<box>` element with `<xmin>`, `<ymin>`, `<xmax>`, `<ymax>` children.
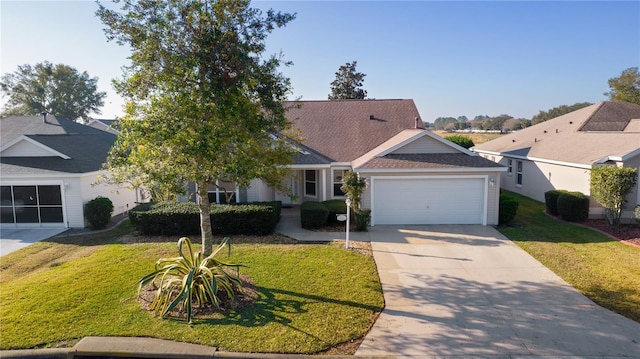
<box><xmin>499</xmin><ymin>192</ymin><xmax>640</xmax><ymax>322</ymax></box>
<box><xmin>0</xmin><ymin>222</ymin><xmax>384</xmax><ymax>353</ymax></box>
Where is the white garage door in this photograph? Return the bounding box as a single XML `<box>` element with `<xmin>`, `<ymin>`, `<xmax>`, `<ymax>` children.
<box><xmin>373</xmin><ymin>177</ymin><xmax>485</xmax><ymax>225</ymax></box>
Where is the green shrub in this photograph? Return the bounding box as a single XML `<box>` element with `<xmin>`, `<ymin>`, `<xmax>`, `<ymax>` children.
<box><xmin>323</xmin><ymin>200</ymin><xmax>347</xmax><ymax>224</ymax></box>
<box><xmin>444</xmin><ymin>134</ymin><xmax>475</xmax><ymax>149</ymax></box>
<box><xmin>635</xmin><ymin>206</ymin><xmax>640</xmax><ymax>223</ymax></box>
<box><xmin>128</xmin><ymin>201</ymin><xmax>278</xmax><ymax>235</ymax></box>
<box><xmin>499</xmin><ymin>194</ymin><xmax>519</xmax><ymax>225</ymax></box>
<box><xmin>84</xmin><ymin>196</ymin><xmax>114</xmax><ymax>229</ymax></box>
<box><xmin>138</xmin><ymin>237</ymin><xmax>241</xmax><ymax>324</ymax></box>
<box><xmin>300</xmin><ymin>201</ymin><xmax>329</xmax><ymax>229</ymax></box>
<box><xmin>354</xmin><ymin>208</ymin><xmax>371</xmax><ymax>231</ymax></box>
<box><xmin>544</xmin><ymin>189</ymin><xmax>568</xmax><ymax>216</ymax></box>
<box><xmin>557</xmin><ymin>191</ymin><xmax>589</xmax><ymax>222</ymax></box>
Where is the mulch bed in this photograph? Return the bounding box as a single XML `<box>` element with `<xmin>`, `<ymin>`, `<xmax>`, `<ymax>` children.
<box><xmin>578</xmin><ymin>219</ymin><xmax>640</xmax><ymax>247</ymax></box>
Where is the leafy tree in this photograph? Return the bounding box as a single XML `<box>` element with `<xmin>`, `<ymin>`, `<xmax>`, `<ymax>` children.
<box><xmin>0</xmin><ymin>62</ymin><xmax>106</xmax><ymax>122</ymax></box>
<box><xmin>97</xmin><ymin>0</ymin><xmax>297</xmax><ymax>254</ymax></box>
<box><xmin>328</xmin><ymin>61</ymin><xmax>367</xmax><ymax>100</ymax></box>
<box><xmin>531</xmin><ymin>102</ymin><xmax>593</xmax><ymax>125</ymax></box>
<box><xmin>590</xmin><ymin>166</ymin><xmax>638</xmax><ymax>226</ymax></box>
<box><xmin>605</xmin><ymin>67</ymin><xmax>640</xmax><ymax>105</ymax></box>
<box><xmin>445</xmin><ymin>134</ymin><xmax>474</xmax><ymax>149</ymax></box>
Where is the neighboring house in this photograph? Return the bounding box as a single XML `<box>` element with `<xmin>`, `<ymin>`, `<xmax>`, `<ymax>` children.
<box><xmin>211</xmin><ymin>99</ymin><xmax>505</xmax><ymax>225</ymax></box>
<box><xmin>1</xmin><ymin>114</ymin><xmax>142</xmax><ymax>228</ymax></box>
<box><xmin>87</xmin><ymin>118</ymin><xmax>120</xmax><ymax>135</ymax></box>
<box><xmin>473</xmin><ymin>101</ymin><xmax>640</xmax><ymax>220</ymax></box>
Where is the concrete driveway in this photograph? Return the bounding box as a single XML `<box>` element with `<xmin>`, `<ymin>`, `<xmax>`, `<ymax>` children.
<box><xmin>0</xmin><ymin>227</ymin><xmax>66</xmax><ymax>256</ymax></box>
<box><xmin>356</xmin><ymin>225</ymin><xmax>640</xmax><ymax>357</ymax></box>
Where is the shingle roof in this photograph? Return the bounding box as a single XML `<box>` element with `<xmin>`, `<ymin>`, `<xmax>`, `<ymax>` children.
<box><xmin>357</xmin><ymin>153</ymin><xmax>502</xmax><ymax>170</ymax></box>
<box><xmin>285</xmin><ymin>99</ymin><xmax>423</xmax><ymax>162</ymax></box>
<box><xmin>1</xmin><ymin>115</ymin><xmax>116</xmax><ymax>174</ymax></box>
<box><xmin>473</xmin><ymin>101</ymin><xmax>640</xmax><ymax>166</ymax></box>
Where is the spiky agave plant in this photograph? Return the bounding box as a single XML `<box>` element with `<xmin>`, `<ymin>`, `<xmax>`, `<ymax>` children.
<box><xmin>138</xmin><ymin>236</ymin><xmax>242</xmax><ymax>323</ymax></box>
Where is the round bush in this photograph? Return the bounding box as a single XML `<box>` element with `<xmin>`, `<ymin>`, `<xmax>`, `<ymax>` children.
<box><xmin>499</xmin><ymin>194</ymin><xmax>519</xmax><ymax>225</ymax></box>
<box><xmin>85</xmin><ymin>196</ymin><xmax>114</xmax><ymax>229</ymax></box>
<box><xmin>557</xmin><ymin>191</ymin><xmax>589</xmax><ymax>222</ymax></box>
<box><xmin>300</xmin><ymin>201</ymin><xmax>329</xmax><ymax>229</ymax></box>
<box><xmin>544</xmin><ymin>189</ymin><xmax>568</xmax><ymax>216</ymax></box>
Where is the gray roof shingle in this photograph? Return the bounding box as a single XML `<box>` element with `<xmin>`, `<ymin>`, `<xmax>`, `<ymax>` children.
<box><xmin>357</xmin><ymin>153</ymin><xmax>502</xmax><ymax>170</ymax></box>
<box><xmin>1</xmin><ymin>115</ymin><xmax>116</xmax><ymax>174</ymax></box>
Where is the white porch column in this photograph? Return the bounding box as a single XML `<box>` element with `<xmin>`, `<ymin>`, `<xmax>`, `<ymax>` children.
<box><xmin>322</xmin><ymin>169</ymin><xmax>327</xmax><ymax>201</ymax></box>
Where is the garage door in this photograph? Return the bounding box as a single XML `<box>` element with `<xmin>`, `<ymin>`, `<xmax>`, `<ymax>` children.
<box><xmin>373</xmin><ymin>177</ymin><xmax>485</xmax><ymax>225</ymax></box>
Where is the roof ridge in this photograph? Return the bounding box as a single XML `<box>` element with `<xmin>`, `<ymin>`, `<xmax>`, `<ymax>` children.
<box><xmin>576</xmin><ymin>101</ymin><xmax>605</xmax><ymax>132</ymax></box>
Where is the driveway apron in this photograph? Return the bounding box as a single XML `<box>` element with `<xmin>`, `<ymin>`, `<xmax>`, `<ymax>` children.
<box><xmin>356</xmin><ymin>225</ymin><xmax>640</xmax><ymax>357</ymax></box>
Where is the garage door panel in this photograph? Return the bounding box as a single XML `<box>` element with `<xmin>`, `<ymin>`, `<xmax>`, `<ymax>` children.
<box><xmin>373</xmin><ymin>178</ymin><xmax>484</xmax><ymax>225</ymax></box>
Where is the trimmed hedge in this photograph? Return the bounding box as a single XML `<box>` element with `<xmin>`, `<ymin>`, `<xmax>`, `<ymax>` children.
<box><xmin>544</xmin><ymin>189</ymin><xmax>568</xmax><ymax>216</ymax></box>
<box><xmin>300</xmin><ymin>201</ymin><xmax>329</xmax><ymax>229</ymax></box>
<box><xmin>557</xmin><ymin>191</ymin><xmax>589</xmax><ymax>222</ymax></box>
<box><xmin>128</xmin><ymin>201</ymin><xmax>280</xmax><ymax>236</ymax></box>
<box><xmin>323</xmin><ymin>200</ymin><xmax>347</xmax><ymax>224</ymax></box>
<box><xmin>498</xmin><ymin>194</ymin><xmax>519</xmax><ymax>225</ymax></box>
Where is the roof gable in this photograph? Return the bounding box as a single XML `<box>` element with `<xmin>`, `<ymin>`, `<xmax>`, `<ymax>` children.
<box><xmin>1</xmin><ymin>135</ymin><xmax>71</xmax><ymax>159</ymax></box>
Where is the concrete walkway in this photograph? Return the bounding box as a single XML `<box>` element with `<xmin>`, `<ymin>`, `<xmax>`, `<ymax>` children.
<box><xmin>355</xmin><ymin>224</ymin><xmax>640</xmax><ymax>357</ymax></box>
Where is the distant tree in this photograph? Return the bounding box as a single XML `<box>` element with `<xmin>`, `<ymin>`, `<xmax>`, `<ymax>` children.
<box><xmin>434</xmin><ymin>116</ymin><xmax>457</xmax><ymax>131</ymax></box>
<box><xmin>605</xmin><ymin>67</ymin><xmax>640</xmax><ymax>105</ymax></box>
<box><xmin>328</xmin><ymin>61</ymin><xmax>367</xmax><ymax>100</ymax></box>
<box><xmin>97</xmin><ymin>0</ymin><xmax>297</xmax><ymax>254</ymax></box>
<box><xmin>502</xmin><ymin>118</ymin><xmax>522</xmax><ymax>131</ymax></box>
<box><xmin>0</xmin><ymin>62</ymin><xmax>106</xmax><ymax>122</ymax></box>
<box><xmin>531</xmin><ymin>102</ymin><xmax>593</xmax><ymax>125</ymax></box>
<box><xmin>445</xmin><ymin>134</ymin><xmax>474</xmax><ymax>149</ymax></box>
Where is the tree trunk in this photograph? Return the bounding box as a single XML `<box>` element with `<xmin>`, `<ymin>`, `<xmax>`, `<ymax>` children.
<box><xmin>197</xmin><ymin>181</ymin><xmax>213</xmax><ymax>255</ymax></box>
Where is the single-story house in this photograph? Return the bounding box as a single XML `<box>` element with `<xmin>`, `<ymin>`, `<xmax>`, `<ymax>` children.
<box><xmin>213</xmin><ymin>99</ymin><xmax>505</xmax><ymax>225</ymax></box>
<box><xmin>0</xmin><ymin>114</ymin><xmax>142</xmax><ymax>228</ymax></box>
<box><xmin>473</xmin><ymin>101</ymin><xmax>640</xmax><ymax>220</ymax></box>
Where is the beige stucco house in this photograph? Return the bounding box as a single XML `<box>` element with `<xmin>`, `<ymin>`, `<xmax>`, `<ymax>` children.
<box><xmin>473</xmin><ymin>101</ymin><xmax>640</xmax><ymax>220</ymax></box>
<box><xmin>229</xmin><ymin>99</ymin><xmax>505</xmax><ymax>225</ymax></box>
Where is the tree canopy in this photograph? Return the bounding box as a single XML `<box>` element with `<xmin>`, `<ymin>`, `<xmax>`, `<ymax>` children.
<box><xmin>97</xmin><ymin>0</ymin><xmax>297</xmax><ymax>254</ymax></box>
<box><xmin>328</xmin><ymin>61</ymin><xmax>367</xmax><ymax>100</ymax></box>
<box><xmin>0</xmin><ymin>62</ymin><xmax>106</xmax><ymax>122</ymax></box>
<box><xmin>590</xmin><ymin>165</ymin><xmax>638</xmax><ymax>226</ymax></box>
<box><xmin>605</xmin><ymin>67</ymin><xmax>640</xmax><ymax>105</ymax></box>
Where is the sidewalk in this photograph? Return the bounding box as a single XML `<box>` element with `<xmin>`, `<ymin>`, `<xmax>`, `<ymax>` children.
<box><xmin>276</xmin><ymin>206</ymin><xmax>371</xmax><ymax>243</ymax></box>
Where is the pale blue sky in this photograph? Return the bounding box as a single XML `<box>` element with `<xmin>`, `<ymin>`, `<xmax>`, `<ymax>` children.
<box><xmin>1</xmin><ymin>0</ymin><xmax>638</xmax><ymax>122</ymax></box>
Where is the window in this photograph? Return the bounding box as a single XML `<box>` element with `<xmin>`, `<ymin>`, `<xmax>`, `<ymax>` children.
<box><xmin>516</xmin><ymin>161</ymin><xmax>523</xmax><ymax>186</ymax></box>
<box><xmin>304</xmin><ymin>170</ymin><xmax>317</xmax><ymax>197</ymax></box>
<box><xmin>333</xmin><ymin>169</ymin><xmax>349</xmax><ymax>197</ymax></box>
<box><xmin>0</xmin><ymin>185</ymin><xmax>64</xmax><ymax>224</ymax></box>
<box><xmin>507</xmin><ymin>159</ymin><xmax>513</xmax><ymax>176</ymax></box>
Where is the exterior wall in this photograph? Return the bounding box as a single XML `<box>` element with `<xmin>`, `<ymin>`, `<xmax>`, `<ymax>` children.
<box><xmin>358</xmin><ymin>170</ymin><xmax>501</xmax><ymax>225</ymax></box>
<box><xmin>2</xmin><ymin>140</ymin><xmax>56</xmax><ymax>157</ymax></box>
<box><xmin>391</xmin><ymin>137</ymin><xmax>456</xmax><ymax>154</ymax></box>
<box><xmin>79</xmin><ymin>171</ymin><xmax>139</xmax><ymax>227</ymax></box>
<box><xmin>622</xmin><ymin>154</ymin><xmax>640</xmax><ymax>220</ymax></box>
<box><xmin>494</xmin><ymin>156</ymin><xmax>590</xmax><ymax>203</ymax></box>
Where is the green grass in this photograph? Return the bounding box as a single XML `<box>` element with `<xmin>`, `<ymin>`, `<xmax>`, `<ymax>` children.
<box><xmin>0</xmin><ymin>222</ymin><xmax>383</xmax><ymax>353</ymax></box>
<box><xmin>499</xmin><ymin>192</ymin><xmax>640</xmax><ymax>322</ymax></box>
<box><xmin>432</xmin><ymin>130</ymin><xmax>505</xmax><ymax>145</ymax></box>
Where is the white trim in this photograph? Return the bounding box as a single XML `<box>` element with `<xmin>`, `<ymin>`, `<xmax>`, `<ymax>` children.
<box><xmin>369</xmin><ymin>174</ymin><xmax>488</xmax><ymax>226</ymax></box>
<box><xmin>0</xmin><ymin>135</ymin><xmax>71</xmax><ymax>159</ymax></box>
<box><xmin>0</xmin><ymin>170</ymin><xmax>107</xmax><ymax>179</ymax></box>
<box><xmin>474</xmin><ymin>149</ymin><xmax>593</xmax><ymax>170</ymax></box>
<box><xmin>321</xmin><ymin>168</ymin><xmax>327</xmax><ymax>201</ymax></box>
<box><xmin>289</xmin><ymin>164</ymin><xmax>331</xmax><ymax>169</ymax></box>
<box><xmin>331</xmin><ymin>168</ymin><xmax>350</xmax><ymax>199</ymax></box>
<box><xmin>356</xmin><ymin>167</ymin><xmax>506</xmax><ymax>174</ymax></box>
<box><xmin>595</xmin><ymin>148</ymin><xmax>640</xmax><ymax>164</ymax></box>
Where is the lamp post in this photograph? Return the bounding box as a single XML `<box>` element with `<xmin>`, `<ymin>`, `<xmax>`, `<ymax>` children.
<box><xmin>345</xmin><ymin>198</ymin><xmax>352</xmax><ymax>249</ymax></box>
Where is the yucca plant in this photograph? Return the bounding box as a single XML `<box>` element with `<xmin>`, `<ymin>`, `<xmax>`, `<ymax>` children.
<box><xmin>138</xmin><ymin>236</ymin><xmax>242</xmax><ymax>323</ymax></box>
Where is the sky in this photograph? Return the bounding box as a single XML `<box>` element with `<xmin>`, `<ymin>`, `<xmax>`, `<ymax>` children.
<box><xmin>1</xmin><ymin>0</ymin><xmax>638</xmax><ymax>123</ymax></box>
